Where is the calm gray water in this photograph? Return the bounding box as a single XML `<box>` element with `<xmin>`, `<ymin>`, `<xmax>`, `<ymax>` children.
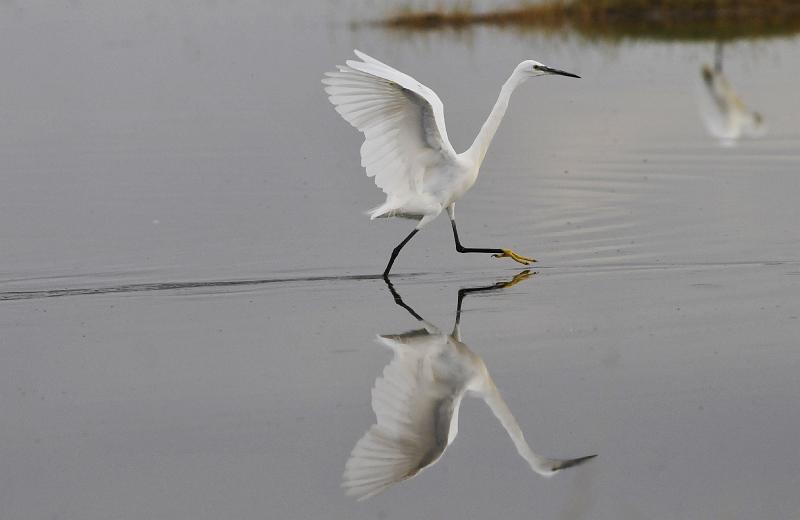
<box><xmin>2</xmin><ymin>2</ymin><xmax>800</xmax><ymax>519</ymax></box>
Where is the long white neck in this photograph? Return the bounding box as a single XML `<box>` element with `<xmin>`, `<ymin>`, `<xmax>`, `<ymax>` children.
<box><xmin>465</xmin><ymin>70</ymin><xmax>526</xmax><ymax>166</ymax></box>
<box><xmin>481</xmin><ymin>378</ymin><xmax>594</xmax><ymax>476</ymax></box>
<box><xmin>483</xmin><ymin>376</ymin><xmax>596</xmax><ymax>477</ymax></box>
<box><xmin>481</xmin><ymin>378</ymin><xmax>549</xmax><ymax>474</ymax></box>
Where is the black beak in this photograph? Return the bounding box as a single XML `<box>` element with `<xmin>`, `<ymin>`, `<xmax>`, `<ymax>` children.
<box><xmin>537</xmin><ymin>65</ymin><xmax>581</xmax><ymax>78</ymax></box>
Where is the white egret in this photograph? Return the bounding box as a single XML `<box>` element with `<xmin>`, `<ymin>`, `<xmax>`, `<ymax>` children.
<box><xmin>342</xmin><ymin>273</ymin><xmax>596</xmax><ymax>500</ymax></box>
<box><xmin>699</xmin><ymin>43</ymin><xmax>765</xmax><ymax>146</ymax></box>
<box><xmin>323</xmin><ymin>50</ymin><xmax>580</xmax><ymax>276</ymax></box>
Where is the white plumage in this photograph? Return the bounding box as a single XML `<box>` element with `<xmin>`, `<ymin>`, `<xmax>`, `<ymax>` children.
<box><xmin>700</xmin><ymin>63</ymin><xmax>765</xmax><ymax>146</ymax></box>
<box><xmin>323</xmin><ymin>50</ymin><xmax>580</xmax><ymax>275</ymax></box>
<box><xmin>342</xmin><ymin>280</ymin><xmax>596</xmax><ymax>500</ymax></box>
<box><xmin>323</xmin><ymin>50</ymin><xmax>458</xmax><ymax>223</ymax></box>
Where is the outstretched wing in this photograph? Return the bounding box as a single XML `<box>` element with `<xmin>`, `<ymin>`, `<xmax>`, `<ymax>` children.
<box><xmin>322</xmin><ymin>50</ymin><xmax>457</xmax><ymax>201</ymax></box>
<box><xmin>342</xmin><ymin>333</ymin><xmax>452</xmax><ymax>500</ymax></box>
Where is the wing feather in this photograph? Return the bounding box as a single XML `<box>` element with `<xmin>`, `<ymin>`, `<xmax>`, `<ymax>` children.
<box><xmin>323</xmin><ymin>50</ymin><xmax>457</xmax><ymax>211</ymax></box>
<box><xmin>342</xmin><ymin>333</ymin><xmax>451</xmax><ymax>500</ymax></box>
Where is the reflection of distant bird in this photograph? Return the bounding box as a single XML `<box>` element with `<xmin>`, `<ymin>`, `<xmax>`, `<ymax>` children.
<box><xmin>698</xmin><ymin>45</ymin><xmax>765</xmax><ymax>146</ymax></box>
<box><xmin>342</xmin><ymin>272</ymin><xmax>596</xmax><ymax>500</ymax></box>
<box><xmin>323</xmin><ymin>50</ymin><xmax>580</xmax><ymax>276</ymax></box>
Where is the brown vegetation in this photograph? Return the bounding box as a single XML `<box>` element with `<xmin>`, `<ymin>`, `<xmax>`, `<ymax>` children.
<box><xmin>379</xmin><ymin>0</ymin><xmax>800</xmax><ymax>41</ymax></box>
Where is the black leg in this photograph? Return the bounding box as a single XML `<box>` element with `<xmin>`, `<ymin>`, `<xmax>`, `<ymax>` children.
<box><xmin>455</xmin><ymin>281</ymin><xmax>506</xmax><ymax>326</ymax></box>
<box><xmin>452</xmin><ymin>270</ymin><xmax>534</xmax><ymax>333</ymax></box>
<box><xmin>385</xmin><ymin>270</ymin><xmax>533</xmax><ymax>339</ymax></box>
<box><xmin>383</xmin><ymin>228</ymin><xmax>419</xmax><ymax>278</ymax></box>
<box><xmin>383</xmin><ymin>277</ymin><xmax>423</xmax><ymax>321</ymax></box>
<box><xmin>449</xmin><ymin>215</ymin><xmax>535</xmax><ymax>265</ymax></box>
<box><xmin>450</xmin><ymin>218</ymin><xmax>504</xmax><ymax>255</ymax></box>
<box><xmin>385</xmin><ymin>271</ymin><xmax>532</xmax><ymax>326</ymax></box>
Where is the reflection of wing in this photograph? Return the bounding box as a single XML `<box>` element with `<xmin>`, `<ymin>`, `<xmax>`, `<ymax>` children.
<box><xmin>322</xmin><ymin>50</ymin><xmax>457</xmax><ymax>217</ymax></box>
<box><xmin>342</xmin><ymin>333</ymin><xmax>454</xmax><ymax>501</ymax></box>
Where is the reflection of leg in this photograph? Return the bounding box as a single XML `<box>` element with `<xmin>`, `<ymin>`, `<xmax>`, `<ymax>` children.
<box><xmin>383</xmin><ymin>228</ymin><xmax>419</xmax><ymax>277</ymax></box>
<box><xmin>384</xmin><ymin>277</ymin><xmax>423</xmax><ymax>321</ymax></box>
<box><xmin>714</xmin><ymin>41</ymin><xmax>723</xmax><ymax>73</ymax></box>
<box><xmin>455</xmin><ymin>270</ymin><xmax>534</xmax><ymax>327</ymax></box>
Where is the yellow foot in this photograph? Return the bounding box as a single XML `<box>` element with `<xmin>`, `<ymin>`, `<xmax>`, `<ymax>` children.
<box><xmin>492</xmin><ymin>248</ymin><xmax>536</xmax><ymax>265</ymax></box>
<box><xmin>498</xmin><ymin>269</ymin><xmax>534</xmax><ymax>289</ymax></box>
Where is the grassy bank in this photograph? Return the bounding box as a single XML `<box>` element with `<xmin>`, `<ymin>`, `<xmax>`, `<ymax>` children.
<box><xmin>379</xmin><ymin>0</ymin><xmax>800</xmax><ymax>41</ymax></box>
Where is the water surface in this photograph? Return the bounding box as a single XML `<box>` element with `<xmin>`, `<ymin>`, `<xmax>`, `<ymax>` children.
<box><xmin>2</xmin><ymin>2</ymin><xmax>800</xmax><ymax>519</ymax></box>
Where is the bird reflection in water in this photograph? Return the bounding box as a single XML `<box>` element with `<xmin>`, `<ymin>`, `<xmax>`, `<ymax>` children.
<box><xmin>699</xmin><ymin>42</ymin><xmax>765</xmax><ymax>146</ymax></box>
<box><xmin>342</xmin><ymin>271</ymin><xmax>596</xmax><ymax>500</ymax></box>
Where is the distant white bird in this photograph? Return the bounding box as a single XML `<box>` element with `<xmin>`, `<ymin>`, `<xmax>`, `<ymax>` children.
<box><xmin>699</xmin><ymin>44</ymin><xmax>765</xmax><ymax>146</ymax></box>
<box><xmin>323</xmin><ymin>50</ymin><xmax>580</xmax><ymax>276</ymax></box>
<box><xmin>342</xmin><ymin>273</ymin><xmax>596</xmax><ymax>500</ymax></box>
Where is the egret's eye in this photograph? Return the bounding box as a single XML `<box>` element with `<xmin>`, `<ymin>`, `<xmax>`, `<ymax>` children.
<box><xmin>325</xmin><ymin>50</ymin><xmax>577</xmax><ymax>277</ymax></box>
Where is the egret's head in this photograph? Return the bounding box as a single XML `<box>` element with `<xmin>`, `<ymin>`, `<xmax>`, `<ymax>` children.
<box><xmin>516</xmin><ymin>60</ymin><xmax>580</xmax><ymax>80</ymax></box>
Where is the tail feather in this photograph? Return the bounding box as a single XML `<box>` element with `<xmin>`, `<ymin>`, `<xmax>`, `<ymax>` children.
<box><xmin>366</xmin><ymin>203</ymin><xmax>423</xmax><ymax>221</ymax></box>
<box><xmin>367</xmin><ymin>201</ymin><xmax>395</xmax><ymax>219</ymax></box>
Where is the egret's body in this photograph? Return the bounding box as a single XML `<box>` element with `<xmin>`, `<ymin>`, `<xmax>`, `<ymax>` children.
<box><xmin>342</xmin><ymin>274</ymin><xmax>596</xmax><ymax>500</ymax></box>
<box><xmin>323</xmin><ymin>50</ymin><xmax>579</xmax><ymax>276</ymax></box>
